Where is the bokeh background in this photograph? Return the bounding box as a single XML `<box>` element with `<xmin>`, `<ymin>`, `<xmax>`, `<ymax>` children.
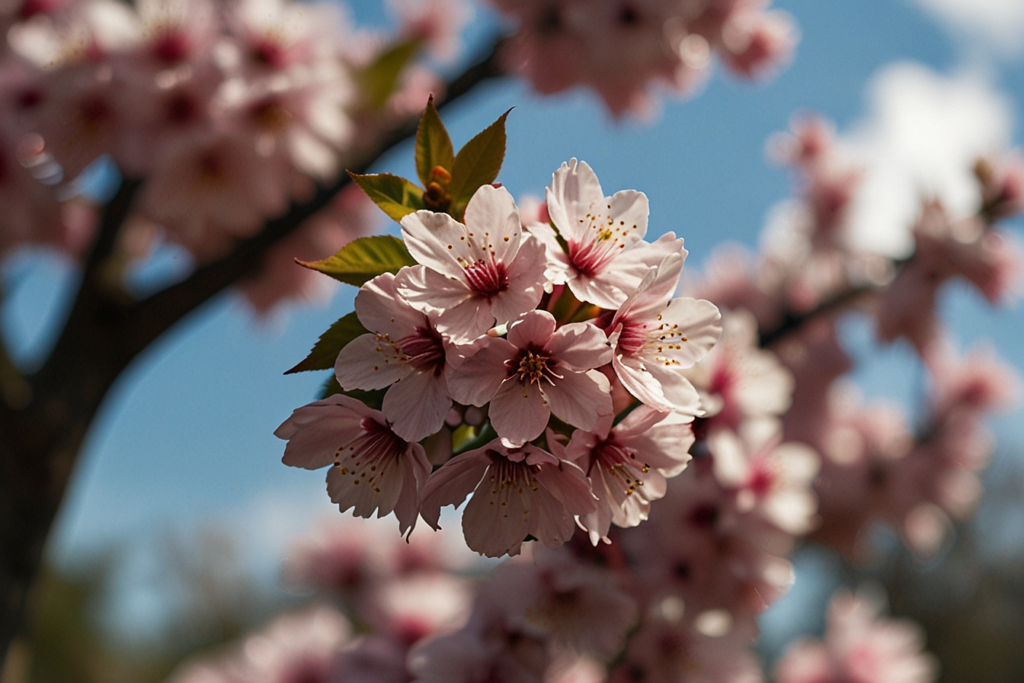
<box><xmin>5</xmin><ymin>0</ymin><xmax>1024</xmax><ymax>680</ymax></box>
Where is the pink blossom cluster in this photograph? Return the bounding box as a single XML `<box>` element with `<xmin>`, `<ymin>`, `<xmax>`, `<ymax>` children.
<box><xmin>488</xmin><ymin>0</ymin><xmax>797</xmax><ymax>117</ymax></box>
<box><xmin>260</xmin><ymin>103</ymin><xmax>1020</xmax><ymax>681</ymax></box>
<box><xmin>277</xmin><ymin>160</ymin><xmax>724</xmax><ymax>557</ymax></box>
<box><xmin>273</xmin><ymin>157</ymin><xmax>860</xmax><ymax>680</ymax></box>
<box><xmin>168</xmin><ymin>522</ymin><xmax>475</xmax><ymax>683</ymax></box>
<box><xmin>694</xmin><ymin>113</ymin><xmax>1024</xmax><ymax>560</ymax></box>
<box><xmin>0</xmin><ymin>0</ymin><xmax>467</xmax><ymax>309</ymax></box>
<box><xmin>774</xmin><ymin>589</ymin><xmax>939</xmax><ymax>683</ymax></box>
<box><xmin>403</xmin><ymin>317</ymin><xmax>822</xmax><ymax>681</ymax></box>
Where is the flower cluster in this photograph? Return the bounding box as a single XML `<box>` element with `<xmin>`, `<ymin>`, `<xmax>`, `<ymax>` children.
<box><xmin>233</xmin><ymin>100</ymin><xmax>1024</xmax><ymax>683</ymax></box>
<box><xmin>0</xmin><ymin>0</ymin><xmax>797</xmax><ymax>316</ymax></box>
<box><xmin>278</xmin><ymin>159</ymin><xmax>724</xmax><ymax>557</ymax></box>
<box><xmin>0</xmin><ymin>0</ymin><xmax>469</xmax><ymax>310</ymax></box>
<box><xmin>774</xmin><ymin>589</ymin><xmax>939</xmax><ymax>683</ymax></box>
<box><xmin>490</xmin><ymin>0</ymin><xmax>797</xmax><ymax>117</ymax></box>
<box><xmin>168</xmin><ymin>521</ymin><xmax>476</xmax><ymax>683</ymax></box>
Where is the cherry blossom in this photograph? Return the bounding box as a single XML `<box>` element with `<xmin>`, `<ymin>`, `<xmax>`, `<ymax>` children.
<box><xmin>418</xmin><ymin>438</ymin><xmax>597</xmax><ymax>557</ymax></box>
<box><xmin>875</xmin><ymin>202</ymin><xmax>1022</xmax><ymax>352</ymax></box>
<box><xmin>685</xmin><ymin>309</ymin><xmax>794</xmax><ymax>434</ymax></box>
<box><xmin>335</xmin><ymin>271</ymin><xmax>456</xmax><ymax>442</ymax></box>
<box><xmin>140</xmin><ymin>131</ymin><xmax>291</xmax><ymax>256</ymax></box>
<box><xmin>490</xmin><ymin>0</ymin><xmax>794</xmax><ymax>117</ymax></box>
<box><xmin>125</xmin><ymin>0</ymin><xmax>221</xmax><ymax>77</ymax></box>
<box><xmin>608</xmin><ymin>251</ymin><xmax>722</xmax><ymax>415</ymax></box>
<box><xmin>774</xmin><ymin>589</ymin><xmax>938</xmax><ymax>683</ymax></box>
<box><xmin>608</xmin><ymin>609</ymin><xmax>764</xmax><ymax>683</ymax></box>
<box><xmin>166</xmin><ymin>605</ymin><xmax>352</xmax><ymax>683</ymax></box>
<box><xmin>477</xmin><ymin>550</ymin><xmax>638</xmax><ymax>660</ymax></box>
<box><xmin>275</xmin><ymin>394</ymin><xmax>431</xmax><ymax>535</ymax></box>
<box><xmin>389</xmin><ymin>0</ymin><xmax>472</xmax><ymax>64</ymax></box>
<box><xmin>924</xmin><ymin>340</ymin><xmax>1021</xmax><ymax>420</ymax></box>
<box><xmin>239</xmin><ymin>184</ymin><xmax>379</xmax><ymax>314</ymax></box>
<box><xmin>556</xmin><ymin>406</ymin><xmax>694</xmax><ymax>544</ymax></box>
<box><xmin>530</xmin><ymin>158</ymin><xmax>677</xmax><ymax>309</ymax></box>
<box><xmin>397</xmin><ymin>184</ymin><xmax>548</xmax><ymax>341</ymax></box>
<box><xmin>708</xmin><ymin>424</ymin><xmax>820</xmax><ymax>536</ymax></box>
<box><xmin>409</xmin><ymin>604</ymin><xmax>549</xmax><ymax>683</ymax></box>
<box><xmin>446</xmin><ymin>310</ymin><xmax>612</xmax><ymax>447</ymax></box>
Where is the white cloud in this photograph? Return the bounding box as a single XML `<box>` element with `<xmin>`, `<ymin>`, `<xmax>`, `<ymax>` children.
<box><xmin>840</xmin><ymin>62</ymin><xmax>1014</xmax><ymax>256</ymax></box>
<box><xmin>912</xmin><ymin>0</ymin><xmax>1024</xmax><ymax>58</ymax></box>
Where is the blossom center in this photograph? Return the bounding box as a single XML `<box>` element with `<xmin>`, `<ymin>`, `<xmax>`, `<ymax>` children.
<box><xmin>567</xmin><ymin>236</ymin><xmax>619</xmax><ymax>279</ymax></box>
<box><xmin>513</xmin><ymin>348</ymin><xmax>561</xmax><ymax>386</ymax></box>
<box><xmin>746</xmin><ymin>460</ymin><xmax>775</xmax><ymax>497</ymax></box>
<box><xmin>487</xmin><ymin>451</ymin><xmax>540</xmax><ymax>504</ymax></box>
<box><xmin>463</xmin><ymin>258</ymin><xmax>508</xmax><ymax>298</ymax></box>
<box><xmin>332</xmin><ymin>418</ymin><xmax>407</xmax><ymax>494</ymax></box>
<box><xmin>614</xmin><ymin>319</ymin><xmax>648</xmax><ymax>356</ymax></box>
<box><xmin>397</xmin><ymin>326</ymin><xmax>446</xmax><ymax>375</ymax></box>
<box><xmin>591</xmin><ymin>438</ymin><xmax>650</xmax><ymax>497</ymax></box>
<box><xmin>152</xmin><ymin>29</ymin><xmax>190</xmax><ymax>64</ymax></box>
<box><xmin>566</xmin><ymin>207</ymin><xmax>639</xmax><ymax>278</ymax></box>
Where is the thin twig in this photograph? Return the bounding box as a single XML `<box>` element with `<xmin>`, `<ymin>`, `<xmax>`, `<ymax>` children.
<box><xmin>758</xmin><ymin>283</ymin><xmax>877</xmax><ymax>348</ymax></box>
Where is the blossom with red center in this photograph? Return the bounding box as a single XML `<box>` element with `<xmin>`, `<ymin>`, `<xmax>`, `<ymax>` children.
<box><xmin>608</xmin><ymin>252</ymin><xmax>722</xmax><ymax>415</ymax></box>
<box><xmin>447</xmin><ymin>310</ymin><xmax>612</xmax><ymax>447</ymax></box>
<box><xmin>924</xmin><ymin>340</ymin><xmax>1020</xmax><ymax>420</ymax></box>
<box><xmin>140</xmin><ymin>131</ymin><xmax>291</xmax><ymax>255</ymax></box>
<box><xmin>684</xmin><ymin>309</ymin><xmax>795</xmax><ymax>434</ymax></box>
<box><xmin>335</xmin><ymin>272</ymin><xmax>455</xmax><ymax>442</ymax></box>
<box><xmin>418</xmin><ymin>438</ymin><xmax>597</xmax><ymax>557</ymax></box>
<box><xmin>774</xmin><ymin>589</ymin><xmax>938</xmax><ymax>683</ymax></box>
<box><xmin>709</xmin><ymin>425</ymin><xmax>820</xmax><ymax>536</ymax></box>
<box><xmin>397</xmin><ymin>184</ymin><xmax>548</xmax><ymax>342</ymax></box>
<box><xmin>557</xmin><ymin>406</ymin><xmax>694</xmax><ymax>544</ymax></box>
<box><xmin>529</xmin><ymin>159</ymin><xmax>679</xmax><ymax>309</ymax></box>
<box><xmin>276</xmin><ymin>394</ymin><xmax>431</xmax><ymax>535</ymax></box>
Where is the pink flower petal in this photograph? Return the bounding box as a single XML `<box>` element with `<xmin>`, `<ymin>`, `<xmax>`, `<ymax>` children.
<box><xmin>383</xmin><ymin>369</ymin><xmax>452</xmax><ymax>442</ymax></box>
<box><xmin>275</xmin><ymin>395</ymin><xmax>371</xmax><ymax>469</ymax></box>
<box><xmin>335</xmin><ymin>333</ymin><xmax>410</xmax><ymax>391</ymax></box>
<box><xmin>400</xmin><ymin>210</ymin><xmax>467</xmax><ymax>280</ymax></box>
<box><xmin>419</xmin><ymin>450</ymin><xmax>490</xmax><ymax>529</ymax></box>
<box><xmin>547</xmin><ymin>321</ymin><xmax>612</xmax><ymax>370</ymax></box>
<box><xmin>461</xmin><ymin>184</ymin><xmax>523</xmax><ymax>266</ymax></box>
<box><xmin>445</xmin><ymin>336</ymin><xmax>515</xmax><ymax>406</ymax></box>
<box><xmin>544</xmin><ymin>369</ymin><xmax>612</xmax><ymax>433</ymax></box>
<box><xmin>354</xmin><ymin>272</ymin><xmax>428</xmax><ymax>337</ymax></box>
<box><xmin>489</xmin><ymin>378</ymin><xmax>551</xmax><ymax>447</ymax></box>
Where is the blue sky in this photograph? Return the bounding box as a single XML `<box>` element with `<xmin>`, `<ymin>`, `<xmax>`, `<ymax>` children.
<box><xmin>8</xmin><ymin>0</ymin><xmax>1024</xmax><ymax>639</ymax></box>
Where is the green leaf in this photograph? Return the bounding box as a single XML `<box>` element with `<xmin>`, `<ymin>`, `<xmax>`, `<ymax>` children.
<box><xmin>286</xmin><ymin>311</ymin><xmax>368</xmax><ymax>374</ymax></box>
<box><xmin>357</xmin><ymin>38</ymin><xmax>421</xmax><ymax>110</ymax></box>
<box><xmin>415</xmin><ymin>95</ymin><xmax>455</xmax><ymax>187</ymax></box>
<box><xmin>349</xmin><ymin>172</ymin><xmax>426</xmax><ymax>223</ymax></box>
<box><xmin>446</xmin><ymin>109</ymin><xmax>512</xmax><ymax>216</ymax></box>
<box><xmin>297</xmin><ymin>235</ymin><xmax>416</xmax><ymax>286</ymax></box>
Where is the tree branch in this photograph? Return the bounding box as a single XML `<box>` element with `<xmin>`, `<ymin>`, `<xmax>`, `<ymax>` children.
<box><xmin>1</xmin><ymin>36</ymin><xmax>506</xmax><ymax>665</ymax></box>
<box><xmin>758</xmin><ymin>282</ymin><xmax>876</xmax><ymax>348</ymax></box>
<box><xmin>122</xmin><ymin>37</ymin><xmax>506</xmax><ymax>362</ymax></box>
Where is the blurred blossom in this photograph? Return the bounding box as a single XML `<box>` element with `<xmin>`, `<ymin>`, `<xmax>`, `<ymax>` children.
<box><xmin>166</xmin><ymin>604</ymin><xmax>352</xmax><ymax>682</ymax></box>
<box><xmin>774</xmin><ymin>588</ymin><xmax>939</xmax><ymax>683</ymax></box>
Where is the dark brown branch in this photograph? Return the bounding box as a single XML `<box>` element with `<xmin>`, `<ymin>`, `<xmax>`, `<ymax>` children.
<box><xmin>81</xmin><ymin>177</ymin><xmax>142</xmax><ymax>281</ymax></box>
<box><xmin>0</xmin><ymin>36</ymin><xmax>505</xmax><ymax>666</ymax></box>
<box><xmin>758</xmin><ymin>282</ymin><xmax>876</xmax><ymax>347</ymax></box>
<box><xmin>124</xmin><ymin>38</ymin><xmax>506</xmax><ymax>359</ymax></box>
